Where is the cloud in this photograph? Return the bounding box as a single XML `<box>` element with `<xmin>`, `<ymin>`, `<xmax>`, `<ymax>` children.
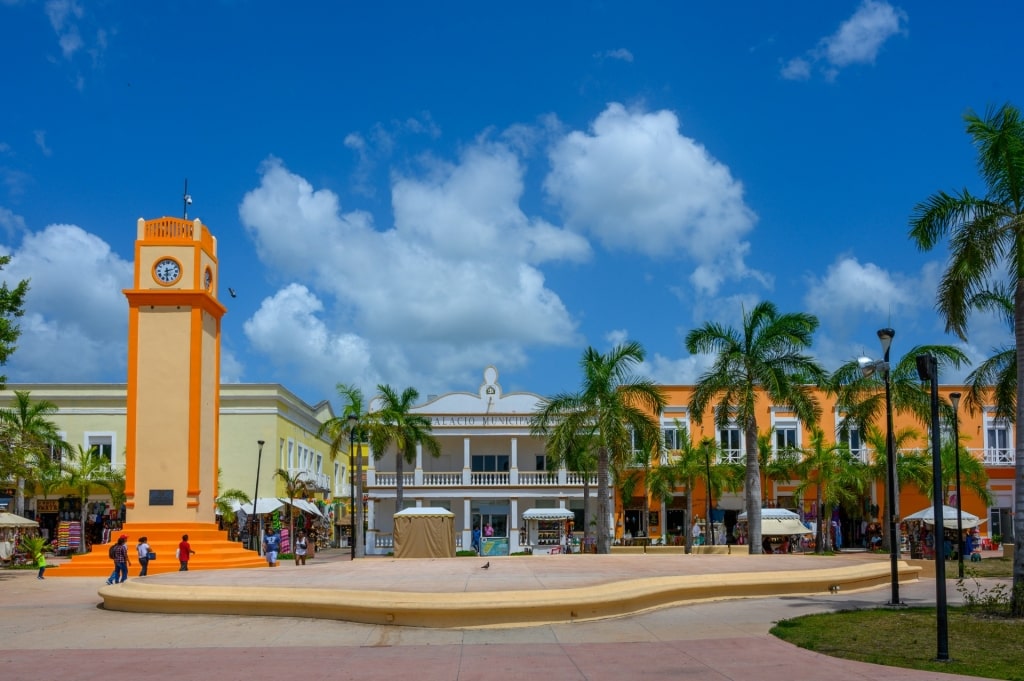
<box><xmin>238</xmin><ymin>147</ymin><xmax>587</xmax><ymax>396</ymax></box>
<box><xmin>598</xmin><ymin>48</ymin><xmax>634</xmax><ymax>63</ymax></box>
<box><xmin>34</xmin><ymin>130</ymin><xmax>52</xmax><ymax>157</ymax></box>
<box><xmin>781</xmin><ymin>1</ymin><xmax>907</xmax><ymax>81</ymax></box>
<box><xmin>1</xmin><ymin>222</ymin><xmax>132</xmax><ymax>382</ymax></box>
<box><xmin>545</xmin><ymin>103</ymin><xmax>760</xmax><ymax>294</ymax></box>
<box><xmin>803</xmin><ymin>256</ymin><xmax>916</xmax><ymax>323</ymax></box>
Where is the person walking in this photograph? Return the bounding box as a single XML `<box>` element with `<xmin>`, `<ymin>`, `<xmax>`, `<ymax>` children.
<box><xmin>136</xmin><ymin>536</ymin><xmax>151</xmax><ymax>577</ymax></box>
<box><xmin>35</xmin><ymin>549</ymin><xmax>47</xmax><ymax>580</ymax></box>
<box><xmin>294</xmin><ymin>530</ymin><xmax>309</xmax><ymax>565</ymax></box>
<box><xmin>177</xmin><ymin>534</ymin><xmax>195</xmax><ymax>571</ymax></box>
<box><xmin>105</xmin><ymin>535</ymin><xmax>131</xmax><ymax>585</ymax></box>
<box><xmin>471</xmin><ymin>525</ymin><xmax>482</xmax><ymax>555</ymax></box>
<box><xmin>262</xmin><ymin>526</ymin><xmax>281</xmax><ymax>567</ymax></box>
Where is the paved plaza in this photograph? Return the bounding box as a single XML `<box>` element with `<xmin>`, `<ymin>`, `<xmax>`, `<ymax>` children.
<box><xmin>0</xmin><ymin>549</ymin><xmax>996</xmax><ymax>681</ymax></box>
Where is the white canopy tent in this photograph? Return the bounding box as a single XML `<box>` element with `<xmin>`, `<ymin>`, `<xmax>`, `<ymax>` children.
<box><xmin>522</xmin><ymin>508</ymin><xmax>576</xmax><ymax>521</ymax></box>
<box><xmin>904</xmin><ymin>505</ymin><xmax>986</xmax><ymax>530</ymax></box>
<box><xmin>0</xmin><ymin>512</ymin><xmax>39</xmax><ymax>528</ymax></box>
<box><xmin>232</xmin><ymin>498</ymin><xmax>286</xmax><ymax>515</ymax></box>
<box><xmin>738</xmin><ymin>508</ymin><xmax>811</xmax><ymax>536</ymax></box>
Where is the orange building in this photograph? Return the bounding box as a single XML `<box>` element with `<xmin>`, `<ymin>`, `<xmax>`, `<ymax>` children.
<box><xmin>618</xmin><ymin>385</ymin><xmax>1014</xmax><ymax>549</ymax></box>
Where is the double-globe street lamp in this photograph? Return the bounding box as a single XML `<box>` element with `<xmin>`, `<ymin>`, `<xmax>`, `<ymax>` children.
<box><xmin>858</xmin><ymin>327</ymin><xmax>901</xmax><ymax>606</ymax></box>
<box><xmin>916</xmin><ymin>353</ymin><xmax>949</xmax><ymax>662</ymax></box>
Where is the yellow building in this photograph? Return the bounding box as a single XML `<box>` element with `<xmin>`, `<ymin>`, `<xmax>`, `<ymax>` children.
<box><xmin>0</xmin><ymin>382</ymin><xmax>340</xmax><ymax>547</ymax></box>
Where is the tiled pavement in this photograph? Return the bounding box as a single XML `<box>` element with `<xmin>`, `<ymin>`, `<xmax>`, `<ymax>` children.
<box><xmin>0</xmin><ymin>549</ymin><xmax>1001</xmax><ymax>681</ymax></box>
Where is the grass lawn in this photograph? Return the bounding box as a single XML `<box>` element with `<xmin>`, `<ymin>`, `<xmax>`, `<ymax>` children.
<box><xmin>771</xmin><ymin>558</ymin><xmax>1023</xmax><ymax>680</ymax></box>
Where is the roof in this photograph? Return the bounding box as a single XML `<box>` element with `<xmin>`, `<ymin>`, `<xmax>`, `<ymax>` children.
<box><xmin>394</xmin><ymin>507</ymin><xmax>455</xmax><ymax>517</ymax></box>
<box><xmin>522</xmin><ymin>508</ymin><xmax>576</xmax><ymax>520</ymax></box>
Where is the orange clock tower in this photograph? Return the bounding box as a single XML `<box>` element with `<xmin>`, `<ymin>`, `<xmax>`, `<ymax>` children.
<box><xmin>123</xmin><ymin>216</ymin><xmax>223</xmax><ymax>521</ymax></box>
<box><xmin>55</xmin><ymin>216</ymin><xmax>263</xmax><ymax>576</ymax></box>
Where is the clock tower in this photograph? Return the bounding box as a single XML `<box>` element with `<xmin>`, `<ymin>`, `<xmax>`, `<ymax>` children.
<box><xmin>123</xmin><ymin>216</ymin><xmax>223</xmax><ymax>522</ymax></box>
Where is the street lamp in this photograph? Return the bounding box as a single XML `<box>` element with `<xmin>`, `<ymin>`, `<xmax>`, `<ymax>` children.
<box><xmin>858</xmin><ymin>327</ymin><xmax>901</xmax><ymax>606</ymax></box>
<box><xmin>950</xmin><ymin>392</ymin><xmax>964</xmax><ymax>580</ymax></box>
<box><xmin>916</xmin><ymin>353</ymin><xmax>949</xmax><ymax>662</ymax></box>
<box><xmin>704</xmin><ymin>440</ymin><xmax>714</xmax><ymax>546</ymax></box>
<box><xmin>348</xmin><ymin>414</ymin><xmax>358</xmax><ymax>561</ymax></box>
<box><xmin>252</xmin><ymin>440</ymin><xmax>265</xmax><ymax>552</ymax></box>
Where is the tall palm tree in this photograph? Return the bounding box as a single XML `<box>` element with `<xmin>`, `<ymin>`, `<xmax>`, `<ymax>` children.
<box><xmin>686</xmin><ymin>301</ymin><xmax>826</xmax><ymax>554</ymax></box>
<box><xmin>861</xmin><ymin>424</ymin><xmax>929</xmax><ymax>551</ymax></box>
<box><xmin>318</xmin><ymin>383</ymin><xmax>368</xmax><ymax>557</ymax></box>
<box><xmin>909</xmin><ymin>102</ymin><xmax>1024</xmax><ymax>614</ymax></box>
<box><xmin>63</xmin><ymin>444</ymin><xmax>120</xmax><ymax>554</ymax></box>
<box><xmin>274</xmin><ymin>468</ymin><xmax>314</xmax><ymax>552</ymax></box>
<box><xmin>662</xmin><ymin>425</ymin><xmax>706</xmax><ymax>554</ymax></box>
<box><xmin>0</xmin><ymin>390</ymin><xmax>65</xmax><ymax>516</ymax></box>
<box><xmin>536</xmin><ymin>423</ymin><xmax>597</xmax><ymax>549</ymax></box>
<box><xmin>368</xmin><ymin>384</ymin><xmax>440</xmax><ymax>512</ymax></box>
<box><xmin>962</xmin><ymin>285</ymin><xmax>1016</xmax><ymax>421</ymax></box>
<box><xmin>533</xmin><ymin>342</ymin><xmax>667</xmax><ymax>554</ymax></box>
<box><xmin>794</xmin><ymin>428</ymin><xmax>869</xmax><ymax>553</ymax></box>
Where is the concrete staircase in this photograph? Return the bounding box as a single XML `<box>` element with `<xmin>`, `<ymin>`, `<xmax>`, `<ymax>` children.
<box><xmin>49</xmin><ymin>522</ymin><xmax>266</xmax><ymax>577</ymax></box>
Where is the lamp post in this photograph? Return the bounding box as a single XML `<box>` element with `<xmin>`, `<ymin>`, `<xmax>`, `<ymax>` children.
<box><xmin>704</xmin><ymin>439</ymin><xmax>714</xmax><ymax>546</ymax></box>
<box><xmin>252</xmin><ymin>440</ymin><xmax>265</xmax><ymax>552</ymax></box>
<box><xmin>950</xmin><ymin>392</ymin><xmax>964</xmax><ymax>580</ymax></box>
<box><xmin>858</xmin><ymin>327</ymin><xmax>900</xmax><ymax>606</ymax></box>
<box><xmin>348</xmin><ymin>414</ymin><xmax>358</xmax><ymax>561</ymax></box>
<box><xmin>916</xmin><ymin>353</ymin><xmax>949</xmax><ymax>662</ymax></box>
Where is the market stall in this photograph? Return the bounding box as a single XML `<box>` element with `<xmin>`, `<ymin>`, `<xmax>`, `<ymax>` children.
<box><xmin>393</xmin><ymin>507</ymin><xmax>455</xmax><ymax>558</ymax></box>
<box><xmin>0</xmin><ymin>512</ymin><xmax>39</xmax><ymax>563</ymax></box>
<box><xmin>737</xmin><ymin>508</ymin><xmax>812</xmax><ymax>552</ymax></box>
<box><xmin>522</xmin><ymin>507</ymin><xmax>575</xmax><ymax>555</ymax></box>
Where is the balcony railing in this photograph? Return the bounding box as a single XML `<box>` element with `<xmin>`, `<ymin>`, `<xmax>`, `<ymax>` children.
<box><xmin>369</xmin><ymin>470</ymin><xmax>598</xmax><ymax>488</ymax></box>
<box><xmin>287</xmin><ymin>468</ymin><xmax>330</xmax><ymax>491</ymax></box>
<box><xmin>982</xmin><ymin>447</ymin><xmax>1014</xmax><ymax>466</ymax></box>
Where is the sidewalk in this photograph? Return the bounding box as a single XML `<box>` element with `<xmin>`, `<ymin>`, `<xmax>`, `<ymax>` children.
<box><xmin>0</xmin><ymin>552</ymin><xmax>995</xmax><ymax>681</ymax></box>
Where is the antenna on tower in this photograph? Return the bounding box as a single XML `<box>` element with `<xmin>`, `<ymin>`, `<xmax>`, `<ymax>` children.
<box><xmin>183</xmin><ymin>179</ymin><xmax>193</xmax><ymax>219</ymax></box>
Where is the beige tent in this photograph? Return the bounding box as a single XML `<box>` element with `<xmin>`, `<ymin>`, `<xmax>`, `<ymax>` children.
<box><xmin>0</xmin><ymin>512</ymin><xmax>38</xmax><ymax>528</ymax></box>
<box><xmin>393</xmin><ymin>507</ymin><xmax>455</xmax><ymax>559</ymax></box>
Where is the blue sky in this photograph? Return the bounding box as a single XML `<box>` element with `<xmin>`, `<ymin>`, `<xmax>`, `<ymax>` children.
<box><xmin>0</xmin><ymin>1</ymin><xmax>1020</xmax><ymax>408</ymax></box>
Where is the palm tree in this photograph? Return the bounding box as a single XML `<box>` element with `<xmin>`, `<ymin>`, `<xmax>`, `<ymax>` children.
<box><xmin>794</xmin><ymin>428</ymin><xmax>869</xmax><ymax>553</ymax></box>
<box><xmin>533</xmin><ymin>342</ymin><xmax>667</xmax><ymax>554</ymax></box>
<box><xmin>367</xmin><ymin>384</ymin><xmax>440</xmax><ymax>512</ymax></box>
<box><xmin>909</xmin><ymin>102</ymin><xmax>1024</xmax><ymax>615</ymax></box>
<box><xmin>318</xmin><ymin>383</ymin><xmax>368</xmax><ymax>558</ymax></box>
<box><xmin>962</xmin><ymin>285</ymin><xmax>1016</xmax><ymax>421</ymax></box>
<box><xmin>661</xmin><ymin>424</ymin><xmax>706</xmax><ymax>553</ymax></box>
<box><xmin>758</xmin><ymin>428</ymin><xmax>800</xmax><ymax>507</ymax></box>
<box><xmin>861</xmin><ymin>424</ymin><xmax>929</xmax><ymax>551</ymax></box>
<box><xmin>274</xmin><ymin>467</ymin><xmax>314</xmax><ymax>553</ymax></box>
<box><xmin>0</xmin><ymin>391</ymin><xmax>65</xmax><ymax>516</ymax></box>
<box><xmin>536</xmin><ymin>423</ymin><xmax>597</xmax><ymax>550</ymax></box>
<box><xmin>63</xmin><ymin>444</ymin><xmax>120</xmax><ymax>554</ymax></box>
<box><xmin>686</xmin><ymin>301</ymin><xmax>826</xmax><ymax>554</ymax></box>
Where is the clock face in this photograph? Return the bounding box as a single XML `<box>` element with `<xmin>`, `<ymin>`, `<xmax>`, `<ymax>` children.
<box><xmin>204</xmin><ymin>267</ymin><xmax>213</xmax><ymax>290</ymax></box>
<box><xmin>154</xmin><ymin>258</ymin><xmax>181</xmax><ymax>284</ymax></box>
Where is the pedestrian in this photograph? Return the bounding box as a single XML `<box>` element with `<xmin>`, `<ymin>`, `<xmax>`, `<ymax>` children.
<box><xmin>105</xmin><ymin>534</ymin><xmax>131</xmax><ymax>585</ymax></box>
<box><xmin>177</xmin><ymin>534</ymin><xmax>195</xmax><ymax>571</ymax></box>
<box><xmin>262</xmin><ymin>526</ymin><xmax>281</xmax><ymax>567</ymax></box>
<box><xmin>294</xmin><ymin>530</ymin><xmax>308</xmax><ymax>565</ymax></box>
<box><xmin>35</xmin><ymin>548</ymin><xmax>47</xmax><ymax>580</ymax></box>
<box><xmin>471</xmin><ymin>525</ymin><xmax>482</xmax><ymax>555</ymax></box>
<box><xmin>483</xmin><ymin>522</ymin><xmax>494</xmax><ymax>537</ymax></box>
<box><xmin>137</xmin><ymin>536</ymin><xmax>151</xmax><ymax>577</ymax></box>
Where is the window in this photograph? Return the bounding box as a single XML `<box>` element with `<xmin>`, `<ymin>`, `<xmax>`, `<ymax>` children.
<box><xmin>663</xmin><ymin>427</ymin><xmax>684</xmax><ymax>450</ymax></box>
<box><xmin>49</xmin><ymin>432</ymin><xmax>67</xmax><ymax>465</ymax></box>
<box><xmin>719</xmin><ymin>428</ymin><xmax>742</xmax><ymax>463</ymax></box>
<box><xmin>86</xmin><ymin>434</ymin><xmax>114</xmax><ymax>465</ymax></box>
<box><xmin>985</xmin><ymin>418</ymin><xmax>1011</xmax><ymax>464</ymax></box>
<box><xmin>774</xmin><ymin>423</ymin><xmax>798</xmax><ymax>455</ymax></box>
<box><xmin>843</xmin><ymin>425</ymin><xmax>865</xmax><ymax>461</ymax></box>
<box><xmin>535</xmin><ymin>455</ymin><xmax>546</xmax><ymax>471</ymax></box>
<box><xmin>471</xmin><ymin>455</ymin><xmax>510</xmax><ymax>472</ymax></box>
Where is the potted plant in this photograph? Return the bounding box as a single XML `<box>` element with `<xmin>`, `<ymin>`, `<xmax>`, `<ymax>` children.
<box><xmin>992</xmin><ymin>534</ymin><xmax>1002</xmax><ymax>550</ymax></box>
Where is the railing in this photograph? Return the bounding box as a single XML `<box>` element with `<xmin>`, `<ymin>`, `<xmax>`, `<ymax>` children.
<box><xmin>422</xmin><ymin>472</ymin><xmax>463</xmax><ymax>486</ymax></box>
<box><xmin>982</xmin><ymin>447</ymin><xmax>1014</xmax><ymax>466</ymax></box>
<box><xmin>470</xmin><ymin>472</ymin><xmax>509</xmax><ymax>486</ymax></box>
<box><xmin>373</xmin><ymin>533</ymin><xmax>463</xmax><ymax>550</ymax></box>
<box><xmin>368</xmin><ymin>470</ymin><xmax>597</xmax><ymax>488</ymax></box>
<box><xmin>720</xmin><ymin>450</ymin><xmax>743</xmax><ymax>464</ymax></box>
<box><xmin>287</xmin><ymin>468</ymin><xmax>330</xmax><ymax>490</ymax></box>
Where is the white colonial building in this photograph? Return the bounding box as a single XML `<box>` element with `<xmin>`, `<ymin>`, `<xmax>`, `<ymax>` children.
<box><xmin>362</xmin><ymin>366</ymin><xmax>596</xmax><ymax>555</ymax></box>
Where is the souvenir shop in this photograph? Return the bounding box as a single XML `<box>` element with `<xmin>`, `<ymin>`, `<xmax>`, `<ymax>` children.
<box><xmin>45</xmin><ymin>497</ymin><xmax>123</xmax><ymax>555</ymax></box>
